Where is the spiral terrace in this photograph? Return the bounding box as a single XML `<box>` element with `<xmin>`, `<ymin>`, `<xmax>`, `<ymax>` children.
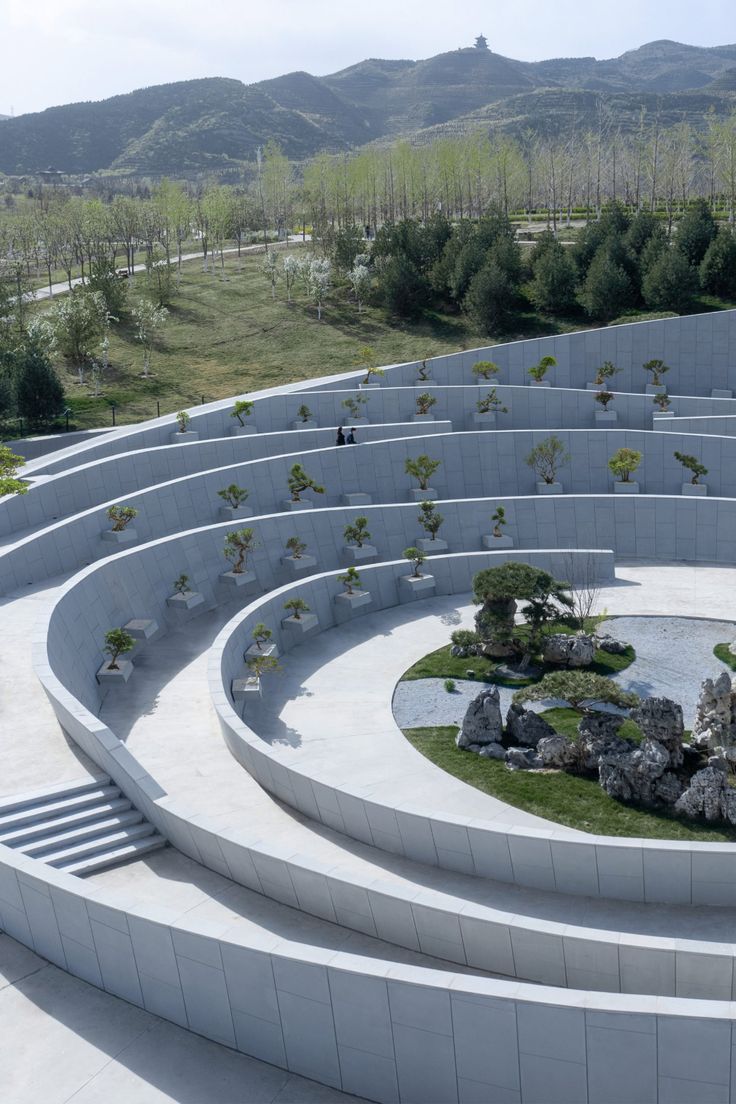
<box><xmin>5</xmin><ymin>311</ymin><xmax>736</xmax><ymax>1102</ymax></box>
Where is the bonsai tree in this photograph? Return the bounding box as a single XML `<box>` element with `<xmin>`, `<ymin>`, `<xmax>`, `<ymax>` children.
<box><xmin>224</xmin><ymin>528</ymin><xmax>257</xmax><ymax>574</ymax></box>
<box><xmin>217</xmin><ymin>484</ymin><xmax>249</xmax><ymax>509</ymax></box>
<box><xmin>417</xmin><ymin>355</ymin><xmax>432</xmax><ymax>381</ymax></box>
<box><xmin>251</xmin><ymin>622</ymin><xmax>273</xmax><ymax>651</ymax></box>
<box><xmin>103</xmin><ymin>627</ymin><xmax>135</xmax><ymax>671</ymax></box>
<box><xmin>231</xmin><ymin>399</ymin><xmax>254</xmax><ymax>426</ymax></box>
<box><xmin>176</xmin><ymin>410</ymin><xmax>191</xmax><ymax>433</ymax></box>
<box><xmin>296</xmin><ymin>403</ymin><xmax>313</xmax><ymax>423</ymax></box>
<box><xmin>525</xmin><ymin>435</ymin><xmax>571</xmax><ymax>484</ymax></box>
<box><xmin>418</xmin><ymin>500</ymin><xmax>444</xmax><ymax>541</ymax></box>
<box><xmin>491</xmin><ymin>505</ymin><xmax>507</xmax><ymax>537</ymax></box>
<box><xmin>594</xmin><ymin>361</ymin><xmax>619</xmax><ymax>386</ymax></box>
<box><xmin>284</xmin><ymin>597</ymin><xmax>310</xmax><ymax>620</ymax></box>
<box><xmin>338</xmin><ymin>566</ymin><xmax>362</xmax><ymax>594</ymax></box>
<box><xmin>514</xmin><ymin>670</ymin><xmax>639</xmax><ymax>715</ymax></box>
<box><xmin>403</xmin><ymin>546</ymin><xmax>427</xmax><ymax>577</ymax></box>
<box><xmin>674</xmin><ymin>450</ymin><xmax>708</xmax><ymax>484</ymax></box>
<box><xmin>476</xmin><ymin>388</ymin><xmax>508</xmax><ymax>415</ymax></box>
<box><xmin>172</xmin><ymin>573</ymin><xmax>190</xmax><ymax>595</ymax></box>
<box><xmin>653</xmin><ymin>392</ymin><xmax>671</xmax><ymax>411</ymax></box>
<box><xmin>595</xmin><ymin>390</ymin><xmax>614</xmax><ymax>411</ymax></box>
<box><xmin>342</xmin><ymin>394</ymin><xmax>368</xmax><ymax>420</ymax></box>
<box><xmin>643</xmin><ymin>358</ymin><xmax>670</xmax><ymax>388</ymax></box>
<box><xmin>246</xmin><ymin>653</ymin><xmax>281</xmax><ymax>679</ymax></box>
<box><xmin>356</xmin><ymin>345</ymin><xmax>384</xmax><ymax>385</ymax></box>
<box><xmin>472</xmin><ymin>562</ymin><xmax>571</xmax><ymax>657</ymax></box>
<box><xmin>415</xmin><ymin>392</ymin><xmax>437</xmax><ymax>416</ymax></box>
<box><xmin>608</xmin><ymin>447</ymin><xmax>642</xmax><ymax>483</ymax></box>
<box><xmin>528</xmin><ymin>354</ymin><xmax>556</xmax><ymax>383</ymax></box>
<box><xmin>344</xmin><ymin>516</ymin><xmax>371</xmax><ymax>547</ymax></box>
<box><xmin>472</xmin><ymin>360</ymin><xmax>499</xmax><ymax>381</ymax></box>
<box><xmin>288</xmin><ymin>462</ymin><xmax>325</xmax><ymax>501</ymax></box>
<box><xmin>285</xmin><ymin>535</ymin><xmax>307</xmax><ymax>559</ymax></box>
<box><xmin>405</xmin><ymin>454</ymin><xmax>441</xmax><ymax>491</ymax></box>
<box><xmin>107</xmin><ymin>504</ymin><xmax>138</xmax><ymax>531</ymax></box>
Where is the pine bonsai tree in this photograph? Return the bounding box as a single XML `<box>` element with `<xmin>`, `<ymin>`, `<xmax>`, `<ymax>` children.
<box><xmin>404</xmin><ymin>454</ymin><xmax>441</xmax><ymax>491</ymax></box>
<box><xmin>231</xmin><ymin>399</ymin><xmax>254</xmax><ymax>426</ymax></box>
<box><xmin>224</xmin><ymin>528</ymin><xmax>257</xmax><ymax>573</ymax></box>
<box><xmin>338</xmin><ymin>566</ymin><xmax>362</xmax><ymax>594</ymax></box>
<box><xmin>251</xmin><ymin>622</ymin><xmax>273</xmax><ymax>650</ymax></box>
<box><xmin>342</xmin><ymin>394</ymin><xmax>368</xmax><ymax>420</ymax></box>
<box><xmin>415</xmin><ymin>392</ymin><xmax>437</xmax><ymax>416</ymax></box>
<box><xmin>288</xmin><ymin>463</ymin><xmax>325</xmax><ymax>501</ymax></box>
<box><xmin>246</xmin><ymin>654</ymin><xmax>281</xmax><ymax>679</ymax></box>
<box><xmin>594</xmin><ymin>361</ymin><xmax>619</xmax><ymax>386</ymax></box>
<box><xmin>285</xmin><ymin>536</ymin><xmax>307</xmax><ymax>559</ymax></box>
<box><xmin>514</xmin><ymin>671</ymin><xmax>639</xmax><ymax>714</ymax></box>
<box><xmin>217</xmin><ymin>484</ymin><xmax>249</xmax><ymax>508</ymax></box>
<box><xmin>284</xmin><ymin>597</ymin><xmax>310</xmax><ymax>620</ymax></box>
<box><xmin>476</xmin><ymin>388</ymin><xmax>508</xmax><ymax>414</ymax></box>
<box><xmin>296</xmin><ymin>404</ymin><xmax>312</xmax><ymax>423</ymax></box>
<box><xmin>491</xmin><ymin>505</ymin><xmax>507</xmax><ymax>537</ymax></box>
<box><xmin>176</xmin><ymin>410</ymin><xmax>191</xmax><ymax>433</ymax></box>
<box><xmin>404</xmin><ymin>546</ymin><xmax>427</xmax><ymax>577</ymax></box>
<box><xmin>418</xmin><ymin>500</ymin><xmax>444</xmax><ymax>541</ymax></box>
<box><xmin>528</xmin><ymin>355</ymin><xmax>556</xmax><ymax>383</ymax></box>
<box><xmin>643</xmin><ymin>358</ymin><xmax>670</xmax><ymax>388</ymax></box>
<box><xmin>344</xmin><ymin>517</ymin><xmax>370</xmax><ymax>547</ymax></box>
<box><xmin>106</xmin><ymin>504</ymin><xmax>138</xmax><ymax>531</ymax></box>
<box><xmin>472</xmin><ymin>360</ymin><xmax>500</xmax><ymax>381</ymax></box>
<box><xmin>674</xmin><ymin>451</ymin><xmax>708</xmax><ymax>484</ymax></box>
<box><xmin>595</xmin><ymin>390</ymin><xmax>614</xmax><ymax>411</ymax></box>
<box><xmin>608</xmin><ymin>448</ymin><xmax>642</xmax><ymax>483</ymax></box>
<box><xmin>172</xmin><ymin>573</ymin><xmax>190</xmax><ymax>595</ymax></box>
<box><xmin>525</xmin><ymin>436</ymin><xmax>571</xmax><ymax>484</ymax></box>
<box><xmin>103</xmin><ymin>628</ymin><xmax>135</xmax><ymax>671</ymax></box>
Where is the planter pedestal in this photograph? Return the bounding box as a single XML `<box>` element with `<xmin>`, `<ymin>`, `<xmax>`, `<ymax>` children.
<box><xmin>416</xmin><ymin>537</ymin><xmax>448</xmax><ymax>553</ymax></box>
<box><xmin>334</xmin><ymin>590</ymin><xmax>372</xmax><ymax>611</ymax></box>
<box><xmin>414</xmin><ymin>378</ymin><xmax>436</xmax><ymax>387</ymax></box>
<box><xmin>398</xmin><ymin>574</ymin><xmax>436</xmax><ymax>600</ymax></box>
<box><xmin>482</xmin><ymin>535</ymin><xmax>513</xmax><ymax>549</ymax></box>
<box><xmin>530</xmin><ymin>379</ymin><xmax>551</xmax><ymax>387</ymax></box>
<box><xmin>102</xmin><ymin>528</ymin><xmax>137</xmax><ymax>545</ymax></box>
<box><xmin>343</xmin><ymin>416</ymin><xmax>369</xmax><ymax>426</ymax></box>
<box><xmin>682</xmin><ymin>483</ymin><xmax>708</xmax><ymax>496</ymax></box>
<box><xmin>712</xmin><ymin>389</ymin><xmax>733</xmax><ymax>399</ymax></box>
<box><xmin>653</xmin><ymin>412</ymin><xmax>675</xmax><ymax>422</ymax></box>
<box><xmin>219</xmin><ymin>570</ymin><xmax>257</xmax><ymax>588</ymax></box>
<box><xmin>232</xmin><ymin>677</ymin><xmax>262</xmax><ymax>703</ymax></box>
<box><xmin>646</xmin><ymin>383</ymin><xmax>666</xmax><ymax>395</ymax></box>
<box><xmin>358</xmin><ymin>382</ymin><xmax>381</xmax><ymax>390</ymax></box>
<box><xmin>595</xmin><ymin>411</ymin><xmax>617</xmax><ymax>424</ymax></box>
<box><xmin>342</xmin><ymin>492</ymin><xmax>372</xmax><ymax>507</ymax></box>
<box><xmin>219</xmin><ymin>505</ymin><xmax>253</xmax><ymax>522</ymax></box>
<box><xmin>411</xmin><ymin>414</ymin><xmax>435</xmax><ymax>423</ymax></box>
<box><xmin>230</xmin><ymin>425</ymin><xmax>258</xmax><ymax>436</ymax></box>
<box><xmin>282</xmin><ymin>499</ymin><xmax>314</xmax><ymax>511</ymax></box>
<box><xmin>171</xmin><ymin>431</ymin><xmax>199</xmax><ymax>443</ymax></box>
<box><xmin>471</xmin><ymin>412</ymin><xmax>497</xmax><ymax>429</ymax></box>
<box><xmin>292</xmin><ymin>420</ymin><xmax>318</xmax><ymax>430</ymax></box>
<box><xmin>536</xmin><ymin>482</ymin><xmax>562</xmax><ymax>495</ymax></box>
<box><xmin>245</xmin><ymin>642</ymin><xmax>279</xmax><ymax>661</ymax></box>
<box><xmin>124</xmin><ymin>619</ymin><xmax>158</xmax><ymax>641</ymax></box>
<box><xmin>614</xmin><ymin>481</ymin><xmax>639</xmax><ymax>494</ymax></box>
<box><xmin>97</xmin><ymin>660</ymin><xmax>133</xmax><ymax>685</ymax></box>
<box><xmin>166</xmin><ymin>590</ymin><xmax>204</xmax><ymax>611</ymax></box>
<box><xmin>281</xmin><ymin>612</ymin><xmax>319</xmax><ymax>636</ymax></box>
<box><xmin>282</xmin><ymin>554</ymin><xmax>317</xmax><ymax>574</ymax></box>
<box><xmin>410</xmin><ymin>487</ymin><xmax>438</xmax><ymax>502</ymax></box>
<box><xmin>343</xmin><ymin>544</ymin><xmax>377</xmax><ymax>563</ymax></box>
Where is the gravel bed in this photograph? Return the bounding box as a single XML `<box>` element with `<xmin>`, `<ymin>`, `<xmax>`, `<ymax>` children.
<box><xmin>392</xmin><ymin>616</ymin><xmax>736</xmax><ymax>731</ymax></box>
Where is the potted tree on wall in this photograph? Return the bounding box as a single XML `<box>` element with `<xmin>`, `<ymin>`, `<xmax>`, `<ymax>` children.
<box><xmin>675</xmin><ymin>450</ymin><xmax>709</xmax><ymax>496</ymax></box>
<box><xmin>413</xmin><ymin>392</ymin><xmax>438</xmax><ymax>421</ymax></box>
<box><xmin>643</xmin><ymin>358</ymin><xmax>670</xmax><ymax>394</ymax></box>
<box><xmin>653</xmin><ymin>391</ymin><xmax>674</xmax><ymax>419</ymax></box>
<box><xmin>608</xmin><ymin>447</ymin><xmax>642</xmax><ymax>494</ymax></box>
<box><xmin>232</xmin><ymin>652</ymin><xmax>281</xmax><ymax>704</ymax></box>
<box><xmin>589</xmin><ymin>360</ymin><xmax>620</xmax><ymax>391</ymax></box>
<box><xmin>103</xmin><ymin>504</ymin><xmax>138</xmax><ymax>544</ymax></box>
<box><xmin>285</xmin><ymin>462</ymin><xmax>325</xmax><ymax>509</ymax></box>
<box><xmin>404</xmin><ymin>454</ymin><xmax>441</xmax><ymax>501</ymax></box>
<box><xmin>217</xmin><ymin>484</ymin><xmax>252</xmax><ymax>521</ymax></box>
<box><xmin>416</xmin><ymin>500</ymin><xmax>447</xmax><ymax>552</ymax></box>
<box><xmin>594</xmin><ymin>390</ymin><xmax>616</xmax><ymax>424</ymax></box>
<box><xmin>97</xmin><ymin>627</ymin><xmax>136</xmax><ymax>684</ymax></box>
<box><xmin>245</xmin><ymin>621</ymin><xmax>279</xmax><ymax>659</ymax></box>
<box><xmin>171</xmin><ymin>409</ymin><xmax>199</xmax><ymax>443</ymax></box>
<box><xmin>343</xmin><ymin>516</ymin><xmax>377</xmax><ymax>561</ymax></box>
<box><xmin>282</xmin><ymin>596</ymin><xmax>319</xmax><ymax>634</ymax></box>
<box><xmin>230</xmin><ymin>399</ymin><xmax>257</xmax><ymax>436</ymax></box>
<box><xmin>282</xmin><ymin>534</ymin><xmax>317</xmax><ymax>572</ymax></box>
<box><xmin>293</xmin><ymin>403</ymin><xmax>317</xmax><ymax>429</ymax></box>
<box><xmin>342</xmin><ymin>394</ymin><xmax>369</xmax><ymax>425</ymax></box>
<box><xmin>483</xmin><ymin>504</ymin><xmax>513</xmax><ymax>549</ymax></box>
<box><xmin>335</xmin><ymin>565</ymin><xmax>372</xmax><ymax>611</ymax></box>
<box><xmin>166</xmin><ymin>572</ymin><xmax>205</xmax><ymax>611</ymax></box>
<box><xmin>472</xmin><ymin>360</ymin><xmax>499</xmax><ymax>382</ymax></box>
<box><xmin>473</xmin><ymin>388</ymin><xmax>508</xmax><ymax>428</ymax></box>
<box><xmin>399</xmin><ymin>545</ymin><xmax>435</xmax><ymax>598</ymax></box>
<box><xmin>528</xmin><ymin>355</ymin><xmax>556</xmax><ymax>387</ymax></box>
<box><xmin>416</xmin><ymin>355</ymin><xmax>435</xmax><ymax>384</ymax></box>
<box><xmin>525</xmin><ymin>435</ymin><xmax>571</xmax><ymax>493</ymax></box>
<box><xmin>221</xmin><ymin>528</ymin><xmax>258</xmax><ymax>585</ymax></box>
<box><xmin>357</xmin><ymin>346</ymin><xmax>384</xmax><ymax>388</ymax></box>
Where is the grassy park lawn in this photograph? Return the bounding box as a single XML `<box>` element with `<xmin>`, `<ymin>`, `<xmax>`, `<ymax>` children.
<box><xmin>403</xmin><ymin>724</ymin><xmax>733</xmax><ymax>841</ymax></box>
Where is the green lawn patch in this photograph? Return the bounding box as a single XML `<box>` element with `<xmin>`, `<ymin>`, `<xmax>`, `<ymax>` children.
<box><xmin>403</xmin><ymin>725</ymin><xmax>733</xmax><ymax>841</ymax></box>
<box><xmin>714</xmin><ymin>643</ymin><xmax>736</xmax><ymax>672</ymax></box>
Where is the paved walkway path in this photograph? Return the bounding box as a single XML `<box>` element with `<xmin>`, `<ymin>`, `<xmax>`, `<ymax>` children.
<box><xmin>0</xmin><ymin>933</ymin><xmax>365</xmax><ymax>1104</ymax></box>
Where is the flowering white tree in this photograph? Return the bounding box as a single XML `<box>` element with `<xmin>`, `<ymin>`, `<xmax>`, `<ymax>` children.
<box><xmin>282</xmin><ymin>254</ymin><xmax>299</xmax><ymax>302</ymax></box>
<box><xmin>348</xmin><ymin>263</ymin><xmax>371</xmax><ymax>313</ymax></box>
<box><xmin>306</xmin><ymin>258</ymin><xmax>331</xmax><ymax>320</ymax></box>
<box><xmin>132</xmin><ymin>298</ymin><xmax>168</xmax><ymax>379</ymax></box>
<box><xmin>262</xmin><ymin>251</ymin><xmax>281</xmax><ymax>299</ymax></box>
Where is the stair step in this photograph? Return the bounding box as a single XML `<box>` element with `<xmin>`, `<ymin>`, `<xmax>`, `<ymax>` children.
<box><xmin>0</xmin><ymin>798</ymin><xmax>133</xmax><ymax>847</ymax></box>
<box><xmin>19</xmin><ymin>811</ymin><xmax>144</xmax><ymax>857</ymax></box>
<box><xmin>64</xmin><ymin>835</ymin><xmax>167</xmax><ymax>877</ymax></box>
<box><xmin>0</xmin><ymin>786</ymin><xmax>121</xmax><ymax>833</ymax></box>
<box><xmin>45</xmin><ymin>823</ymin><xmax>156</xmax><ymax>867</ymax></box>
<box><xmin>0</xmin><ymin>776</ymin><xmax>110</xmax><ymax>817</ymax></box>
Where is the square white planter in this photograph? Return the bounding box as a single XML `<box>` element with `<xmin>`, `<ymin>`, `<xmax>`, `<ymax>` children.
<box><xmin>124</xmin><ymin>618</ymin><xmax>158</xmax><ymax>641</ymax></box>
<box><xmin>411</xmin><ymin>414</ymin><xmax>435</xmax><ymax>422</ymax></box>
<box><xmin>536</xmin><ymin>482</ymin><xmax>562</xmax><ymax>494</ymax></box>
<box><xmin>595</xmin><ymin>410</ymin><xmax>617</xmax><ymax>424</ymax></box>
<box><xmin>343</xmin><ymin>544</ymin><xmax>377</xmax><ymax>562</ymax></box>
<box><xmin>97</xmin><ymin>660</ymin><xmax>133</xmax><ymax>685</ymax></box>
<box><xmin>282</xmin><ymin>498</ymin><xmax>314</xmax><ymax>511</ymax></box>
<box><xmin>342</xmin><ymin>492</ymin><xmax>372</xmax><ymax>506</ymax></box>
<box><xmin>282</xmin><ymin>554</ymin><xmax>317</xmax><ymax>573</ymax></box>
<box><xmin>219</xmin><ymin>569</ymin><xmax>257</xmax><ymax>587</ymax></box>
<box><xmin>416</xmin><ymin>537</ymin><xmax>448</xmax><ymax>553</ymax></box>
<box><xmin>482</xmin><ymin>534</ymin><xmax>513</xmax><ymax>549</ymax></box>
<box><xmin>166</xmin><ymin>590</ymin><xmax>204</xmax><ymax>611</ymax></box>
<box><xmin>281</xmin><ymin>612</ymin><xmax>319</xmax><ymax>634</ymax></box>
<box><xmin>245</xmin><ymin>642</ymin><xmax>279</xmax><ymax>660</ymax></box>
<box><xmin>230</xmin><ymin>425</ymin><xmax>258</xmax><ymax>436</ymax></box>
<box><xmin>334</xmin><ymin>589</ymin><xmax>372</xmax><ymax>611</ymax></box>
<box><xmin>358</xmin><ymin>382</ymin><xmax>380</xmax><ymax>390</ymax></box>
<box><xmin>399</xmin><ymin>573</ymin><xmax>436</xmax><ymax>598</ymax></box>
<box><xmin>292</xmin><ymin>420</ymin><xmax>318</xmax><ymax>429</ymax></box>
<box><xmin>219</xmin><ymin>505</ymin><xmax>253</xmax><ymax>522</ymax></box>
<box><xmin>343</xmin><ymin>416</ymin><xmax>369</xmax><ymax>426</ymax></box>
<box><xmin>471</xmin><ymin>412</ymin><xmax>497</xmax><ymax>428</ymax></box>
<box><xmin>415</xmin><ymin>378</ymin><xmax>436</xmax><ymax>386</ymax></box>
<box><xmin>102</xmin><ymin>528</ymin><xmax>137</xmax><ymax>545</ymax></box>
<box><xmin>530</xmin><ymin>379</ymin><xmax>551</xmax><ymax>387</ymax></box>
<box><xmin>712</xmin><ymin>389</ymin><xmax>733</xmax><ymax>399</ymax></box>
<box><xmin>646</xmin><ymin>383</ymin><xmax>666</xmax><ymax>395</ymax></box>
<box><xmin>614</xmin><ymin>481</ymin><xmax>639</xmax><ymax>494</ymax></box>
<box><xmin>410</xmin><ymin>487</ymin><xmax>438</xmax><ymax>502</ymax></box>
<box><xmin>653</xmin><ymin>411</ymin><xmax>675</xmax><ymax>421</ymax></box>
<box><xmin>682</xmin><ymin>483</ymin><xmax>707</xmax><ymax>496</ymax></box>
<box><xmin>232</xmin><ymin>677</ymin><xmax>262</xmax><ymax>702</ymax></box>
<box><xmin>171</xmin><ymin>431</ymin><xmax>199</xmax><ymax>443</ymax></box>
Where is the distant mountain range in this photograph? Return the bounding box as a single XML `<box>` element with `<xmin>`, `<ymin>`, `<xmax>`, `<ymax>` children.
<box><xmin>1</xmin><ymin>39</ymin><xmax>736</xmax><ymax>176</ymax></box>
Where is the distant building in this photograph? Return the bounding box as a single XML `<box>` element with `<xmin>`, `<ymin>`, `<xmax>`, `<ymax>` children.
<box><xmin>474</xmin><ymin>34</ymin><xmax>489</xmax><ymax>50</ymax></box>
<box><xmin>39</xmin><ymin>166</ymin><xmax>65</xmax><ymax>185</ymax></box>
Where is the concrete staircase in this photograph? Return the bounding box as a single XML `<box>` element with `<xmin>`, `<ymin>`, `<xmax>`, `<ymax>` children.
<box><xmin>0</xmin><ymin>777</ymin><xmax>166</xmax><ymax>876</ymax></box>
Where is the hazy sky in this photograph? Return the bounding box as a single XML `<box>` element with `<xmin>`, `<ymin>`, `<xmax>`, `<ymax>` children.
<box><xmin>3</xmin><ymin>0</ymin><xmax>735</xmax><ymax>116</ymax></box>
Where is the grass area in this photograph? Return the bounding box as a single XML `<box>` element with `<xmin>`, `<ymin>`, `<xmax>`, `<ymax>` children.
<box><xmin>19</xmin><ymin>245</ymin><xmax>591</xmax><ymax>433</ymax></box>
<box><xmin>401</xmin><ymin>617</ymin><xmax>635</xmax><ymax>687</ymax></box>
<box><xmin>403</xmin><ymin>725</ymin><xmax>734</xmax><ymax>841</ymax></box>
<box><xmin>540</xmin><ymin>706</ymin><xmax>643</xmax><ymax>745</ymax></box>
<box><xmin>714</xmin><ymin>643</ymin><xmax>736</xmax><ymax>671</ymax></box>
